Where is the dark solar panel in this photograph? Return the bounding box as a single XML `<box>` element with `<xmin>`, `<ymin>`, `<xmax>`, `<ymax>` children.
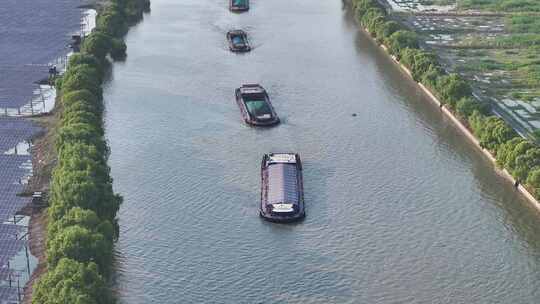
<box><xmin>0</xmin><ymin>224</ymin><xmax>24</xmax><ymax>241</ymax></box>
<box><xmin>267</xmin><ymin>164</ymin><xmax>299</xmax><ymax>205</ymax></box>
<box><xmin>0</xmin><ymin>268</ymin><xmax>17</xmax><ymax>281</ymax></box>
<box><xmin>0</xmin><ymin>66</ymin><xmax>47</xmax><ymax>109</ymax></box>
<box><xmin>0</xmin><ymin>240</ymin><xmax>26</xmax><ymax>265</ymax></box>
<box><xmin>0</xmin><ymin>0</ymin><xmax>83</xmax><ymax>108</ymax></box>
<box><xmin>0</xmin><ymin>154</ymin><xmax>33</xmax><ymax>222</ymax></box>
<box><xmin>0</xmin><ymin>286</ymin><xmax>19</xmax><ymax>302</ymax></box>
<box><xmin>0</xmin><ymin>118</ymin><xmax>42</xmax><ymax>153</ymax></box>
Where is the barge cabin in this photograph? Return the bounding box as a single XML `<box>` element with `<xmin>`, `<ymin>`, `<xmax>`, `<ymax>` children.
<box><xmin>260</xmin><ymin>153</ymin><xmax>305</xmax><ymax>223</ymax></box>
<box><xmin>235</xmin><ymin>84</ymin><xmax>280</xmax><ymax>126</ymax></box>
<box><xmin>227</xmin><ymin>30</ymin><xmax>251</xmax><ymax>52</ymax></box>
<box><xmin>230</xmin><ymin>0</ymin><xmax>249</xmax><ymax>12</ymax></box>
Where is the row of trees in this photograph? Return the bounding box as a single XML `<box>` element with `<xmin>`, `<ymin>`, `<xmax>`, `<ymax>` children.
<box><xmin>32</xmin><ymin>1</ymin><xmax>150</xmax><ymax>303</ymax></box>
<box><xmin>351</xmin><ymin>0</ymin><xmax>540</xmax><ymax>198</ymax></box>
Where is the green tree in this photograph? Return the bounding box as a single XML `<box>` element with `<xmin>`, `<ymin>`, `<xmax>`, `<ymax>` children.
<box><xmin>376</xmin><ymin>21</ymin><xmax>401</xmax><ymax>40</ymax></box>
<box><xmin>387</xmin><ymin>30</ymin><xmax>419</xmax><ymax>56</ymax></box>
<box><xmin>421</xmin><ymin>64</ymin><xmax>444</xmax><ymax>90</ymax></box>
<box><xmin>96</xmin><ymin>6</ymin><xmax>128</xmax><ymax>37</ymax></box>
<box><xmin>63</xmin><ymin>101</ymin><xmax>101</xmax><ymax>119</ymax></box>
<box><xmin>68</xmin><ymin>53</ymin><xmax>103</xmax><ymax>75</ymax></box>
<box><xmin>56</xmin><ymin>123</ymin><xmax>105</xmax><ymax>152</ymax></box>
<box><xmin>495</xmin><ymin>137</ymin><xmax>531</xmax><ymax>168</ymax></box>
<box><xmin>48</xmin><ymin>207</ymin><xmax>113</xmax><ymax>242</ymax></box>
<box><xmin>456</xmin><ymin>97</ymin><xmax>490</xmax><ymax>118</ymax></box>
<box><xmin>478</xmin><ymin>116</ymin><xmax>517</xmax><ymax>152</ymax></box>
<box><xmin>512</xmin><ymin>147</ymin><xmax>540</xmax><ymax>181</ymax></box>
<box><xmin>32</xmin><ymin>258</ymin><xmax>113</xmax><ymax>304</ymax></box>
<box><xmin>469</xmin><ymin>110</ymin><xmax>487</xmax><ymax>139</ymax></box>
<box><xmin>62</xmin><ymin>89</ymin><xmax>102</xmax><ymax>113</ymax></box>
<box><xmin>61</xmin><ymin>71</ymin><xmax>102</xmax><ymax>98</ymax></box>
<box><xmin>48</xmin><ymin>168</ymin><xmax>120</xmax><ymax>221</ymax></box>
<box><xmin>110</xmin><ymin>38</ymin><xmax>127</xmax><ymax>61</ymax></box>
<box><xmin>436</xmin><ymin>73</ymin><xmax>472</xmax><ymax>108</ymax></box>
<box><xmin>62</xmin><ymin>110</ymin><xmax>101</xmax><ymax>127</ymax></box>
<box><xmin>411</xmin><ymin>51</ymin><xmax>439</xmax><ymax>81</ymax></box>
<box><xmin>354</xmin><ymin>0</ymin><xmax>384</xmax><ymax>18</ymax></box>
<box><xmin>399</xmin><ymin>48</ymin><xmax>418</xmax><ymax>69</ymax></box>
<box><xmin>526</xmin><ymin>167</ymin><xmax>540</xmax><ymax>199</ymax></box>
<box><xmin>64</xmin><ymin>64</ymin><xmax>103</xmax><ymax>85</ymax></box>
<box><xmin>81</xmin><ymin>31</ymin><xmax>113</xmax><ymax>60</ymax></box>
<box><xmin>47</xmin><ymin>226</ymin><xmax>112</xmax><ymax>271</ymax></box>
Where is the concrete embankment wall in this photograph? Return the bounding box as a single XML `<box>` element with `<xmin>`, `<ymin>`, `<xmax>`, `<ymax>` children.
<box><xmin>357</xmin><ymin>25</ymin><xmax>540</xmax><ymax>211</ymax></box>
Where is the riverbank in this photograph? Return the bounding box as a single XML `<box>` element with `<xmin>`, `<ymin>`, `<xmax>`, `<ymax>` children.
<box><xmin>351</xmin><ymin>4</ymin><xmax>540</xmax><ymax>210</ymax></box>
<box><xmin>26</xmin><ymin>1</ymin><xmax>151</xmax><ymax>302</ymax></box>
<box><xmin>22</xmin><ymin>106</ymin><xmax>61</xmax><ymax>303</ymax></box>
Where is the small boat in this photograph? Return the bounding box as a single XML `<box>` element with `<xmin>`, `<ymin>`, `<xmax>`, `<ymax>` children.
<box><xmin>227</xmin><ymin>30</ymin><xmax>251</xmax><ymax>52</ymax></box>
<box><xmin>260</xmin><ymin>153</ymin><xmax>305</xmax><ymax>223</ymax></box>
<box><xmin>235</xmin><ymin>84</ymin><xmax>280</xmax><ymax>126</ymax></box>
<box><xmin>229</xmin><ymin>0</ymin><xmax>249</xmax><ymax>12</ymax></box>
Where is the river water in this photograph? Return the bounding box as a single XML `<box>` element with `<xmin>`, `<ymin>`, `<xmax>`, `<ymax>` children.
<box><xmin>103</xmin><ymin>0</ymin><xmax>540</xmax><ymax>303</ymax></box>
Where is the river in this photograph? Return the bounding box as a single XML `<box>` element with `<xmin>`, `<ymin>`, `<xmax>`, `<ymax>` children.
<box><xmin>103</xmin><ymin>0</ymin><xmax>540</xmax><ymax>303</ymax></box>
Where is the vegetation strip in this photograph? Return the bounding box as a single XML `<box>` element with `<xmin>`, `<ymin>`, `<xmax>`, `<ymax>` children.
<box><xmin>31</xmin><ymin>0</ymin><xmax>150</xmax><ymax>303</ymax></box>
<box><xmin>349</xmin><ymin>0</ymin><xmax>540</xmax><ymax>203</ymax></box>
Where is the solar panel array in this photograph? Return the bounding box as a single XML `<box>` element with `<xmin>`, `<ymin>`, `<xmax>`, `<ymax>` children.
<box><xmin>0</xmin><ymin>0</ymin><xmax>84</xmax><ymax>109</ymax></box>
<box><xmin>267</xmin><ymin>164</ymin><xmax>299</xmax><ymax>205</ymax></box>
<box><xmin>0</xmin><ymin>118</ymin><xmax>42</xmax><ymax>153</ymax></box>
<box><xmin>0</xmin><ymin>286</ymin><xmax>19</xmax><ymax>303</ymax></box>
<box><xmin>0</xmin><ymin>118</ymin><xmax>38</xmax><ymax>300</ymax></box>
<box><xmin>0</xmin><ymin>268</ymin><xmax>17</xmax><ymax>281</ymax></box>
<box><xmin>1</xmin><ymin>1</ymin><xmax>89</xmax><ymax>300</ymax></box>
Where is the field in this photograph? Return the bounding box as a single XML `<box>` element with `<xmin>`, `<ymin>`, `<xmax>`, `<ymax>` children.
<box><xmin>386</xmin><ymin>0</ymin><xmax>540</xmax><ymax>140</ymax></box>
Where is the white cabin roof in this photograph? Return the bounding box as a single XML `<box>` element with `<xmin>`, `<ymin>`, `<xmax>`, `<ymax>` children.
<box><xmin>268</xmin><ymin>153</ymin><xmax>296</xmax><ymax>164</ymax></box>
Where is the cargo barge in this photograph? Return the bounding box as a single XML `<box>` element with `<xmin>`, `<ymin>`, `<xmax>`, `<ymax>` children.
<box><xmin>260</xmin><ymin>153</ymin><xmax>305</xmax><ymax>223</ymax></box>
<box><xmin>235</xmin><ymin>84</ymin><xmax>280</xmax><ymax>126</ymax></box>
<box><xmin>227</xmin><ymin>30</ymin><xmax>251</xmax><ymax>52</ymax></box>
<box><xmin>229</xmin><ymin>0</ymin><xmax>249</xmax><ymax>12</ymax></box>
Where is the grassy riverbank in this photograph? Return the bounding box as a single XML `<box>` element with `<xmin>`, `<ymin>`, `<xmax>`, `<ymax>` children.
<box><xmin>350</xmin><ymin>0</ymin><xmax>540</xmax><ymax>201</ymax></box>
<box><xmin>29</xmin><ymin>0</ymin><xmax>150</xmax><ymax>303</ymax></box>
